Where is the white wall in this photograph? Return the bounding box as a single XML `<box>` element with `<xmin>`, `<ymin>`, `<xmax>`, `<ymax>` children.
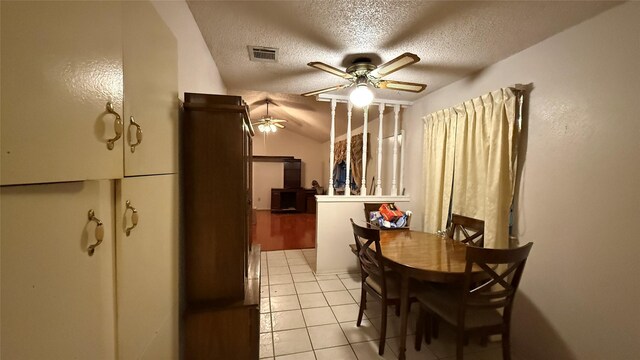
<box><xmin>253</xmin><ymin>129</ymin><xmax>326</xmax><ymax>191</ymax></box>
<box><xmin>151</xmin><ymin>0</ymin><xmax>226</xmax><ymax>99</ymax></box>
<box><xmin>403</xmin><ymin>3</ymin><xmax>639</xmax><ymax>359</ymax></box>
<box><xmin>252</xmin><ymin>162</ymin><xmax>283</xmax><ymax>210</ymax></box>
<box><xmin>315</xmin><ymin>196</ymin><xmax>411</xmax><ymax>274</ymax></box>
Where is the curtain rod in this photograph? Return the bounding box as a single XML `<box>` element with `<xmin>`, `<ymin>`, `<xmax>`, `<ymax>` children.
<box><xmin>512</xmin><ymin>83</ymin><xmax>532</xmax><ymax>94</ymax></box>
<box><xmin>513</xmin><ymin>83</ymin><xmax>531</xmax><ymax>133</ymax></box>
<box><xmin>421</xmin><ymin>83</ymin><xmax>530</xmax><ymax>125</ymax></box>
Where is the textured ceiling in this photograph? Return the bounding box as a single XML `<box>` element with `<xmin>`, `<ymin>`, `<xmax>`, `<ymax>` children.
<box><xmin>187</xmin><ymin>0</ymin><xmax>619</xmax><ymax>142</ymax></box>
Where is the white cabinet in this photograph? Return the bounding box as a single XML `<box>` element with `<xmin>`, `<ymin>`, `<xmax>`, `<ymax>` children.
<box><xmin>0</xmin><ymin>176</ymin><xmax>180</xmax><ymax>359</ymax></box>
<box><xmin>1</xmin><ymin>1</ymin><xmax>125</xmax><ymax>185</ymax></box>
<box><xmin>1</xmin><ymin>1</ymin><xmax>180</xmax><ymax>358</ymax></box>
<box><xmin>123</xmin><ymin>1</ymin><xmax>179</xmax><ymax>176</ymax></box>
<box><xmin>1</xmin><ymin>1</ymin><xmax>178</xmax><ymax>185</ymax></box>
<box><xmin>115</xmin><ymin>174</ymin><xmax>179</xmax><ymax>359</ymax></box>
<box><xmin>1</xmin><ymin>181</ymin><xmax>117</xmax><ymax>359</ymax></box>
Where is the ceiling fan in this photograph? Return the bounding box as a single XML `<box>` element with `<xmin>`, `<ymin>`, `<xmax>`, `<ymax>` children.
<box><xmin>301</xmin><ymin>52</ymin><xmax>427</xmax><ymax>107</ymax></box>
<box><xmin>251</xmin><ymin>99</ymin><xmax>287</xmax><ymax>133</ymax></box>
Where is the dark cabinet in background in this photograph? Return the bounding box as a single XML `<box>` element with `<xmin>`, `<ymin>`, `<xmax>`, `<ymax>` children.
<box><xmin>271</xmin><ymin>158</ymin><xmax>308</xmax><ymax>212</ymax></box>
<box><xmin>271</xmin><ymin>188</ymin><xmax>305</xmax><ymax>212</ymax></box>
<box><xmin>305</xmin><ymin>189</ymin><xmax>317</xmax><ymax>214</ymax></box>
<box><xmin>181</xmin><ymin>93</ymin><xmax>260</xmax><ymax>359</ymax></box>
<box><xmin>283</xmin><ymin>159</ymin><xmax>301</xmax><ymax>188</ymax></box>
<box><xmin>270</xmin><ymin>188</ymin><xmax>317</xmax><ymax>213</ymax></box>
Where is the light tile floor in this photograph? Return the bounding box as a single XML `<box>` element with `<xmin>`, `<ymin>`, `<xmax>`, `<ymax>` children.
<box><xmin>260</xmin><ymin>249</ymin><xmax>506</xmax><ymax>360</ymax></box>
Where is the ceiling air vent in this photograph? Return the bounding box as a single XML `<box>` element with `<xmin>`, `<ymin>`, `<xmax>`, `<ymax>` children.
<box><xmin>248</xmin><ymin>46</ymin><xmax>278</xmax><ymax>62</ymax></box>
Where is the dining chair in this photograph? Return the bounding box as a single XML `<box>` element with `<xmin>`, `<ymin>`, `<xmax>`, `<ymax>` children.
<box><xmin>350</xmin><ymin>218</ymin><xmax>407</xmax><ymax>355</ymax></box>
<box><xmin>447</xmin><ymin>214</ymin><xmax>485</xmax><ymax>247</ymax></box>
<box><xmin>414</xmin><ymin>242</ymin><xmax>533</xmax><ymax>360</ymax></box>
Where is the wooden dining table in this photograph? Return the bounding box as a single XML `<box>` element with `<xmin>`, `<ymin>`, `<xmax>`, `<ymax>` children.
<box><xmin>378</xmin><ymin>229</ymin><xmax>479</xmax><ymax>360</ymax></box>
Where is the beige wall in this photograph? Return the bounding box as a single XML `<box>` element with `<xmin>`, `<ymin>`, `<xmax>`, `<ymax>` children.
<box><xmin>253</xmin><ymin>128</ymin><xmax>325</xmax><ymax>202</ymax></box>
<box><xmin>151</xmin><ymin>0</ymin><xmax>226</xmax><ymax>98</ymax></box>
<box><xmin>403</xmin><ymin>3</ymin><xmax>639</xmax><ymax>359</ymax></box>
<box><xmin>252</xmin><ymin>162</ymin><xmax>283</xmax><ymax>210</ymax></box>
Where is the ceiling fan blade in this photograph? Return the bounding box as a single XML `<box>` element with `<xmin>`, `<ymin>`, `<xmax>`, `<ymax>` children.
<box><xmin>268</xmin><ymin>106</ymin><xmax>305</xmax><ymax>127</ymax></box>
<box><xmin>248</xmin><ymin>99</ymin><xmax>267</xmax><ymax>107</ymax></box>
<box><xmin>271</xmin><ymin>119</ymin><xmax>288</xmax><ymax>123</ymax></box>
<box><xmin>301</xmin><ymin>83</ymin><xmax>352</xmax><ymax>97</ymax></box>
<box><xmin>377</xmin><ymin>80</ymin><xmax>427</xmax><ymax>93</ymax></box>
<box><xmin>307</xmin><ymin>62</ymin><xmax>354</xmax><ymax>80</ymax></box>
<box><xmin>274</xmin><ymin>123</ymin><xmax>285</xmax><ymax>129</ymax></box>
<box><xmin>369</xmin><ymin>53</ymin><xmax>420</xmax><ymax>78</ymax></box>
<box><xmin>268</xmin><ymin>98</ymin><xmax>316</xmax><ymax>111</ymax></box>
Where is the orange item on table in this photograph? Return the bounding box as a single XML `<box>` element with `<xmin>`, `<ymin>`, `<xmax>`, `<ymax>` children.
<box><xmin>379</xmin><ymin>203</ymin><xmax>403</xmax><ymax>222</ymax></box>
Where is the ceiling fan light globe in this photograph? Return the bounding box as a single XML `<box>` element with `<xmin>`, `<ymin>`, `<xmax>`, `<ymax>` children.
<box><xmin>350</xmin><ymin>84</ymin><xmax>374</xmax><ymax>107</ymax></box>
<box><xmin>258</xmin><ymin>124</ymin><xmax>265</xmax><ymax>132</ymax></box>
<box><xmin>270</xmin><ymin>124</ymin><xmax>277</xmax><ymax>132</ymax></box>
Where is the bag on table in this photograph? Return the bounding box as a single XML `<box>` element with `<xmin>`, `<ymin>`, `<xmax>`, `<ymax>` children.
<box><xmin>379</xmin><ymin>203</ymin><xmax>403</xmax><ymax>222</ymax></box>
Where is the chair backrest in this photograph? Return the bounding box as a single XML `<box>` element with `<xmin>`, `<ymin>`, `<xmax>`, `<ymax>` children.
<box><xmin>350</xmin><ymin>218</ymin><xmax>388</xmax><ymax>295</ymax></box>
<box><xmin>447</xmin><ymin>214</ymin><xmax>485</xmax><ymax>247</ymax></box>
<box><xmin>459</xmin><ymin>242</ymin><xmax>534</xmax><ymax>324</ymax></box>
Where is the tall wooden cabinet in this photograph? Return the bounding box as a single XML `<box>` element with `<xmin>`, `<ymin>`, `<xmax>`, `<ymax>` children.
<box><xmin>1</xmin><ymin>1</ymin><xmax>179</xmax><ymax>359</ymax></box>
<box><xmin>181</xmin><ymin>93</ymin><xmax>261</xmax><ymax>359</ymax></box>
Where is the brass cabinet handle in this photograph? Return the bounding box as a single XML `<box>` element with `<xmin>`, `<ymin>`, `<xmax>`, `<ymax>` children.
<box><xmin>128</xmin><ymin>116</ymin><xmax>143</xmax><ymax>153</ymax></box>
<box><xmin>125</xmin><ymin>200</ymin><xmax>139</xmax><ymax>236</ymax></box>
<box><xmin>87</xmin><ymin>210</ymin><xmax>104</xmax><ymax>256</ymax></box>
<box><xmin>106</xmin><ymin>102</ymin><xmax>123</xmax><ymax>150</ymax></box>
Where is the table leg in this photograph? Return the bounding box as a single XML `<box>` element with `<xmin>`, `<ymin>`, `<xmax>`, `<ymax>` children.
<box><xmin>397</xmin><ymin>273</ymin><xmax>409</xmax><ymax>360</ymax></box>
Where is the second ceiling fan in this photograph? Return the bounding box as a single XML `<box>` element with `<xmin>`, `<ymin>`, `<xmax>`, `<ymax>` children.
<box><xmin>301</xmin><ymin>52</ymin><xmax>427</xmax><ymax>106</ymax></box>
<box><xmin>251</xmin><ymin>99</ymin><xmax>287</xmax><ymax>133</ymax></box>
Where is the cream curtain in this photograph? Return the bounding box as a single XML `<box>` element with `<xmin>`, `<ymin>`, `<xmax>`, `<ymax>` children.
<box><xmin>422</xmin><ymin>110</ymin><xmax>456</xmax><ymax>233</ymax></box>
<box><xmin>423</xmin><ymin>88</ymin><xmax>520</xmax><ymax>248</ymax></box>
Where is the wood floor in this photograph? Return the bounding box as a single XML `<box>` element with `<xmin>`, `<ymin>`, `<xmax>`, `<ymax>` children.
<box><xmin>251</xmin><ymin>210</ymin><xmax>316</xmax><ymax>251</ymax></box>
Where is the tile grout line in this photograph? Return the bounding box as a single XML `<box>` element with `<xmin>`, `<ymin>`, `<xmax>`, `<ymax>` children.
<box><xmin>290</xmin><ymin>249</ymin><xmax>318</xmax><ymax>360</ymax></box>
<box><xmin>311</xmin><ymin>255</ymin><xmax>359</xmax><ymax>359</ymax></box>
<box><xmin>288</xmin><ymin>251</ymin><xmax>381</xmax><ymax>358</ymax></box>
<box><xmin>269</xmin><ymin>250</ymin><xmax>417</xmax><ymax>359</ymax></box>
<box><xmin>324</xmin><ymin>287</ymin><xmax>360</xmax><ymax>359</ymax></box>
<box><xmin>264</xmin><ymin>254</ymin><xmax>275</xmax><ymax>359</ymax></box>
<box><xmin>267</xmin><ymin>250</ymin><xmax>503</xmax><ymax>360</ymax></box>
<box><xmin>271</xmin><ymin>250</ymin><xmax>316</xmax><ymax>359</ymax></box>
<box><xmin>289</xmin><ymin>250</ymin><xmax>318</xmax><ymax>360</ymax></box>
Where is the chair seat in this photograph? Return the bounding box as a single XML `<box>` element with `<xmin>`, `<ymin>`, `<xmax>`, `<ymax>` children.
<box><xmin>365</xmin><ymin>271</ymin><xmax>423</xmax><ymax>299</ymax></box>
<box><xmin>365</xmin><ymin>272</ymin><xmax>400</xmax><ymax>298</ymax></box>
<box><xmin>416</xmin><ymin>286</ymin><xmax>503</xmax><ymax>329</ymax></box>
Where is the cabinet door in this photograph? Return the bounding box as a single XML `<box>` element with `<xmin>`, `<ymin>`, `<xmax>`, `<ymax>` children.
<box><xmin>1</xmin><ymin>180</ymin><xmax>116</xmax><ymax>359</ymax></box>
<box><xmin>115</xmin><ymin>174</ymin><xmax>178</xmax><ymax>359</ymax></box>
<box><xmin>271</xmin><ymin>190</ymin><xmax>282</xmax><ymax>210</ymax></box>
<box><xmin>123</xmin><ymin>1</ymin><xmax>179</xmax><ymax>176</ymax></box>
<box><xmin>1</xmin><ymin>2</ymin><xmax>124</xmax><ymax>185</ymax></box>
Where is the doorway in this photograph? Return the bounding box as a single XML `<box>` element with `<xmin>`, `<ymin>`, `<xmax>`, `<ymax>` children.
<box><xmin>251</xmin><ymin>156</ymin><xmax>317</xmax><ymax>251</ymax></box>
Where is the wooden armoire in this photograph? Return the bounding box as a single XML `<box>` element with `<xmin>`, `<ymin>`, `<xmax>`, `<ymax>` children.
<box><xmin>181</xmin><ymin>93</ymin><xmax>260</xmax><ymax>359</ymax></box>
